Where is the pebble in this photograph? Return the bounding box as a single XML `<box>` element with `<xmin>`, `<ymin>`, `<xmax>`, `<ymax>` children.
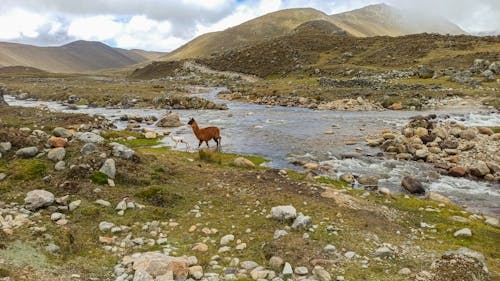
<box><xmin>95</xmin><ymin>199</ymin><xmax>111</xmax><ymax>207</ymax></box>
<box><xmin>282</xmin><ymin>262</ymin><xmax>293</xmax><ymax>275</ymax></box>
<box><xmin>294</xmin><ymin>266</ymin><xmax>308</xmax><ymax>275</ymax></box>
<box><xmin>374</xmin><ymin>246</ymin><xmax>393</xmax><ymax>258</ymax></box>
<box><xmin>50</xmin><ymin>212</ymin><xmax>63</xmax><ymax>221</ymax></box>
<box><xmin>99</xmin><ymin>221</ymin><xmax>115</xmax><ymax>232</ymax></box>
<box><xmin>220</xmin><ymin>234</ymin><xmax>235</xmax><ymax>245</ymax></box>
<box><xmin>69</xmin><ymin>200</ymin><xmax>82</xmax><ymax>211</ymax></box>
<box><xmin>398</xmin><ymin>268</ymin><xmax>411</xmax><ymax>275</ymax></box>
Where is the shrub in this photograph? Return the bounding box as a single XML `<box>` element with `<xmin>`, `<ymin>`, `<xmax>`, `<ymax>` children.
<box><xmin>90</xmin><ymin>172</ymin><xmax>108</xmax><ymax>185</ymax></box>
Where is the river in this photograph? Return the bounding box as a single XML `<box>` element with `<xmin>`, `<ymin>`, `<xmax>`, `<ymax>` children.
<box><xmin>4</xmin><ymin>89</ymin><xmax>500</xmax><ymax>216</ymax></box>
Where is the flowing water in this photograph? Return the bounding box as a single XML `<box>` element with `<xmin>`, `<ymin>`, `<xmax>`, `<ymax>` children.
<box><xmin>5</xmin><ymin>89</ymin><xmax>500</xmax><ymax>216</ymax></box>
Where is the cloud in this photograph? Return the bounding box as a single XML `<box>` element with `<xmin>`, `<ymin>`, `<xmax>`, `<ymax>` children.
<box><xmin>0</xmin><ymin>0</ymin><xmax>498</xmax><ymax>51</ymax></box>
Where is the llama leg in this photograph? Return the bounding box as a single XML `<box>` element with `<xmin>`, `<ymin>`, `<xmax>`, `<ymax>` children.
<box><xmin>205</xmin><ymin>141</ymin><xmax>209</xmax><ymax>148</ymax></box>
<box><xmin>198</xmin><ymin>140</ymin><xmax>203</xmax><ymax>148</ymax></box>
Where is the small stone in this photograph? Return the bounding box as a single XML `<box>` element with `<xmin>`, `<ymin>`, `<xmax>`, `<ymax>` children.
<box><xmin>76</xmin><ymin>132</ymin><xmax>105</xmax><ymax>143</ymax></box>
<box><xmin>401</xmin><ymin>176</ymin><xmax>425</xmax><ymax>194</ymax></box>
<box><xmin>374</xmin><ymin>246</ymin><xmax>393</xmax><ymax>258</ymax></box>
<box><xmin>398</xmin><ymin>268</ymin><xmax>411</xmax><ymax>275</ymax></box>
<box><xmin>53</xmin><ymin>127</ymin><xmax>73</xmax><ymax>138</ymax></box>
<box><xmin>56</xmin><ymin>219</ymin><xmax>68</xmax><ymax>225</ymax></box>
<box><xmin>339</xmin><ymin>173</ymin><xmax>355</xmax><ymax>183</ymax></box>
<box><xmin>484</xmin><ymin>216</ymin><xmax>499</xmax><ymax>228</ymax></box>
<box><xmin>312</xmin><ymin>266</ymin><xmax>331</xmax><ymax>281</ymax></box>
<box><xmin>95</xmin><ymin>199</ymin><xmax>111</xmax><ymax>207</ymax></box>
<box><xmin>218</xmin><ymin>246</ymin><xmax>231</xmax><ymax>253</ymax></box>
<box><xmin>99</xmin><ymin>221</ymin><xmax>115</xmax><ymax>232</ymax></box>
<box><xmin>189</xmin><ymin>265</ymin><xmax>203</xmax><ymax>280</ymax></box>
<box><xmin>294</xmin><ymin>266</ymin><xmax>308</xmax><ymax>275</ymax></box>
<box><xmin>45</xmin><ymin>243</ymin><xmax>60</xmax><ymax>253</ymax></box>
<box><xmin>69</xmin><ymin>200</ymin><xmax>82</xmax><ymax>211</ymax></box>
<box><xmin>48</xmin><ymin>137</ymin><xmax>68</xmax><ymax>148</ymax></box>
<box><xmin>99</xmin><ymin>158</ymin><xmax>116</xmax><ymax>179</ymax></box>
<box><xmin>449</xmin><ymin>166</ymin><xmax>466</xmax><ymax>177</ymax></box>
<box><xmin>54</xmin><ymin>161</ymin><xmax>66</xmax><ymax>170</ymax></box>
<box><xmin>192</xmin><ymin>243</ymin><xmax>208</xmax><ymax>252</ymax></box>
<box><xmin>344</xmin><ymin>251</ymin><xmax>356</xmax><ymax>259</ymax></box>
<box><xmin>269</xmin><ymin>256</ymin><xmax>284</xmax><ymax>270</ymax></box>
<box><xmin>454</xmin><ymin>228</ymin><xmax>472</xmax><ymax>237</ymax></box>
<box><xmin>323</xmin><ymin>244</ymin><xmax>336</xmax><ymax>253</ymax></box>
<box><xmin>240</xmin><ymin>261</ymin><xmax>259</xmax><ymax>270</ymax></box>
<box><xmin>233</xmin><ymin>157</ymin><xmax>255</xmax><ymax>168</ymax></box>
<box><xmin>235</xmin><ymin>243</ymin><xmax>247</xmax><ymax>251</ymax></box>
<box><xmin>51</xmin><ymin>212</ymin><xmax>63</xmax><ymax>221</ymax></box>
<box><xmin>273</xmin><ymin>229</ymin><xmax>288</xmax><ymax>239</ymax></box>
<box><xmin>220</xmin><ymin>234</ymin><xmax>235</xmax><ymax>245</ymax></box>
<box><xmin>81</xmin><ymin>143</ymin><xmax>97</xmax><ymax>155</ymax></box>
<box><xmin>282</xmin><ymin>263</ymin><xmax>293</xmax><ymax>275</ymax></box>
<box><xmin>15</xmin><ymin>147</ymin><xmax>39</xmax><ymax>158</ymax></box>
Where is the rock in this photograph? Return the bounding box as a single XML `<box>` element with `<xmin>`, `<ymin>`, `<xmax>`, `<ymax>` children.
<box><xmin>53</xmin><ymin>127</ymin><xmax>73</xmax><ymax>138</ymax></box>
<box><xmin>76</xmin><ymin>132</ymin><xmax>105</xmax><ymax>143</ymax></box>
<box><xmin>484</xmin><ymin>216</ymin><xmax>499</xmax><ymax>228</ymax></box>
<box><xmin>374</xmin><ymin>246</ymin><xmax>393</xmax><ymax>258</ymax></box>
<box><xmin>344</xmin><ymin>251</ymin><xmax>356</xmax><ymax>259</ymax></box>
<box><xmin>313</xmin><ymin>266</ymin><xmax>331</xmax><ymax>281</ymax></box>
<box><xmin>54</xmin><ymin>161</ymin><xmax>66</xmax><ymax>170</ymax></box>
<box><xmin>454</xmin><ymin>228</ymin><xmax>472</xmax><ymax>237</ymax></box>
<box><xmin>398</xmin><ymin>268</ymin><xmax>411</xmax><ymax>275</ymax></box>
<box><xmin>270</xmin><ymin>205</ymin><xmax>297</xmax><ymax>221</ymax></box>
<box><xmin>303</xmin><ymin>162</ymin><xmax>319</xmax><ymax>170</ymax></box>
<box><xmin>273</xmin><ymin>229</ymin><xmax>288</xmax><ymax>239</ymax></box>
<box><xmin>99</xmin><ymin>158</ymin><xmax>116</xmax><ymax>179</ymax></box>
<box><xmin>116</xmin><ymin>199</ymin><xmax>127</xmax><ymax>211</ymax></box>
<box><xmin>282</xmin><ymin>263</ymin><xmax>293</xmax><ymax>275</ymax></box>
<box><xmin>157</xmin><ymin>113</ymin><xmax>183</xmax><ymax>127</ymax></box>
<box><xmin>144</xmin><ymin>131</ymin><xmax>157</xmax><ymax>139</ymax></box>
<box><xmin>358</xmin><ymin>176</ymin><xmax>378</xmax><ymax>185</ymax></box>
<box><xmin>470</xmin><ymin>161</ymin><xmax>490</xmax><ymax>177</ymax></box>
<box><xmin>51</xmin><ymin>212</ymin><xmax>63</xmax><ymax>221</ymax></box>
<box><xmin>459</xmin><ymin>128</ymin><xmax>476</xmax><ymax>140</ymax></box>
<box><xmin>291</xmin><ymin>213</ymin><xmax>312</xmax><ymax>230</ymax></box>
<box><xmin>15</xmin><ymin>147</ymin><xmax>39</xmax><ymax>158</ymax></box>
<box><xmin>414</xmin><ymin>127</ymin><xmax>428</xmax><ymax>137</ymax></box>
<box><xmin>189</xmin><ymin>266</ymin><xmax>203</xmax><ymax>280</ymax></box>
<box><xmin>294</xmin><ymin>266</ymin><xmax>308</xmax><ymax>275</ymax></box>
<box><xmin>235</xmin><ymin>243</ymin><xmax>247</xmax><ymax>251</ymax></box>
<box><xmin>440</xmin><ymin>140</ymin><xmax>459</xmax><ymax>149</ymax></box>
<box><xmin>323</xmin><ymin>244</ymin><xmax>336</xmax><ymax>254</ymax></box>
<box><xmin>233</xmin><ymin>157</ymin><xmax>255</xmax><ymax>168</ymax></box>
<box><xmin>218</xmin><ymin>246</ymin><xmax>231</xmax><ymax>253</ymax></box>
<box><xmin>48</xmin><ymin>137</ymin><xmax>68</xmax><ymax>148</ymax></box>
<box><xmin>339</xmin><ymin>173</ymin><xmax>354</xmax><ymax>183</ymax></box>
<box><xmin>81</xmin><ymin>143</ymin><xmax>97</xmax><ymax>155</ymax></box>
<box><xmin>220</xmin><ymin>234</ymin><xmax>235</xmax><ymax>245</ymax></box>
<box><xmin>269</xmin><ymin>256</ymin><xmax>284</xmax><ymax>270</ymax></box>
<box><xmin>95</xmin><ymin>199</ymin><xmax>111</xmax><ymax>207</ymax></box>
<box><xmin>428</xmin><ymin>192</ymin><xmax>452</xmax><ymax>205</ymax></box>
<box><xmin>449</xmin><ymin>166</ymin><xmax>466</xmax><ymax>177</ymax></box>
<box><xmin>478</xmin><ymin>127</ymin><xmax>494</xmax><ymax>135</ymax></box>
<box><xmin>110</xmin><ymin>142</ymin><xmax>135</xmax><ymax>159</ymax></box>
<box><xmin>432</xmin><ymin>127</ymin><xmax>448</xmax><ymax>140</ymax></box>
<box><xmin>0</xmin><ymin>173</ymin><xmax>6</xmax><ymax>181</ymax></box>
<box><xmin>131</xmin><ymin>253</ymin><xmax>188</xmax><ymax>280</ymax></box>
<box><xmin>240</xmin><ymin>261</ymin><xmax>259</xmax><ymax>270</ymax></box>
<box><xmin>250</xmin><ymin>268</ymin><xmax>268</xmax><ymax>280</ymax></box>
<box><xmin>45</xmin><ymin>243</ymin><xmax>60</xmax><ymax>253</ymax></box>
<box><xmin>0</xmin><ymin>142</ymin><xmax>12</xmax><ymax>153</ymax></box>
<box><xmin>47</xmin><ymin>147</ymin><xmax>66</xmax><ymax>162</ymax></box>
<box><xmin>24</xmin><ymin>189</ymin><xmax>55</xmax><ymax>210</ymax></box>
<box><xmin>402</xmin><ymin>176</ymin><xmax>425</xmax><ymax>194</ymax></box>
<box><xmin>450</xmin><ymin>216</ymin><xmax>469</xmax><ymax>223</ymax></box>
<box><xmin>446</xmin><ymin>247</ymin><xmax>485</xmax><ymax>263</ymax></box>
<box><xmin>133</xmin><ymin>269</ymin><xmax>154</xmax><ymax>281</ymax></box>
<box><xmin>415</xmin><ymin>148</ymin><xmax>429</xmax><ymax>159</ymax></box>
<box><xmin>192</xmin><ymin>243</ymin><xmax>208</xmax><ymax>252</ymax></box>
<box><xmin>324</xmin><ymin>130</ymin><xmax>334</xmax><ymax>135</ymax></box>
<box><xmin>389</xmin><ymin>103</ymin><xmax>402</xmax><ymax>110</ymax></box>
<box><xmin>489</xmin><ymin>61</ymin><xmax>500</xmax><ymax>73</ymax></box>
<box><xmin>69</xmin><ymin>200</ymin><xmax>82</xmax><ymax>211</ymax></box>
<box><xmin>418</xmin><ymin>65</ymin><xmax>434</xmax><ymax>79</ymax></box>
<box><xmin>99</xmin><ymin>221</ymin><xmax>115</xmax><ymax>232</ymax></box>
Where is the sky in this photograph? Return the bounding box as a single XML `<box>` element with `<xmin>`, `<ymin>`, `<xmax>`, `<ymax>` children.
<box><xmin>0</xmin><ymin>0</ymin><xmax>499</xmax><ymax>52</ymax></box>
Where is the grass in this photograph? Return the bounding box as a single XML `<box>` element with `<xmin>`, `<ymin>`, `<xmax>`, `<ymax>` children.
<box><xmin>9</xmin><ymin>159</ymin><xmax>47</xmax><ymax>180</ymax></box>
<box><xmin>90</xmin><ymin>171</ymin><xmax>108</xmax><ymax>185</ymax></box>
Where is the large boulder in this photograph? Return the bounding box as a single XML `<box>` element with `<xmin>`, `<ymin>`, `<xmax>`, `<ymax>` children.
<box><xmin>402</xmin><ymin>176</ymin><xmax>425</xmax><ymax>194</ymax></box>
<box><xmin>156</xmin><ymin>113</ymin><xmax>183</xmax><ymax>127</ymax></box>
<box><xmin>75</xmin><ymin>132</ymin><xmax>105</xmax><ymax>143</ymax></box>
<box><xmin>270</xmin><ymin>205</ymin><xmax>297</xmax><ymax>221</ymax></box>
<box><xmin>24</xmin><ymin>189</ymin><xmax>55</xmax><ymax>210</ymax></box>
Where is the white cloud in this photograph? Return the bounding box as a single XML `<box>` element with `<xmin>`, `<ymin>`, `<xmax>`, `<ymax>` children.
<box><xmin>0</xmin><ymin>0</ymin><xmax>499</xmax><ymax>51</ymax></box>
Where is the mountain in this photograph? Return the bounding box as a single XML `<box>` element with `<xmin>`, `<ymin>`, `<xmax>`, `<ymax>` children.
<box><xmin>165</xmin><ymin>8</ymin><xmax>331</xmax><ymax>60</ymax></box>
<box><xmin>328</xmin><ymin>3</ymin><xmax>465</xmax><ymax>37</ymax></box>
<box><xmin>0</xmin><ymin>40</ymin><xmax>165</xmax><ymax>73</ymax></box>
<box><xmin>163</xmin><ymin>4</ymin><xmax>466</xmax><ymax>60</ymax></box>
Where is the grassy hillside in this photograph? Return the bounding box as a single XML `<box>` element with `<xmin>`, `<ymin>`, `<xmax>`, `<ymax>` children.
<box><xmin>0</xmin><ymin>40</ymin><xmax>165</xmax><ymax>73</ymax></box>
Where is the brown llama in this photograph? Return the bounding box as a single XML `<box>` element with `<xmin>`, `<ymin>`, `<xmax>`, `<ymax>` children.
<box><xmin>187</xmin><ymin>118</ymin><xmax>221</xmax><ymax>148</ymax></box>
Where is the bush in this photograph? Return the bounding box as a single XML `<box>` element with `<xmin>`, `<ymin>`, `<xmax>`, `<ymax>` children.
<box><xmin>135</xmin><ymin>186</ymin><xmax>183</xmax><ymax>208</ymax></box>
<box><xmin>90</xmin><ymin>172</ymin><xmax>108</xmax><ymax>185</ymax></box>
<box><xmin>198</xmin><ymin>149</ymin><xmax>222</xmax><ymax>164</ymax></box>
<box><xmin>11</xmin><ymin>159</ymin><xmax>46</xmax><ymax>180</ymax></box>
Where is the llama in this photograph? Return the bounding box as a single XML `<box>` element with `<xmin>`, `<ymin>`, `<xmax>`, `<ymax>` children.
<box><xmin>170</xmin><ymin>135</ymin><xmax>190</xmax><ymax>151</ymax></box>
<box><xmin>187</xmin><ymin>118</ymin><xmax>221</xmax><ymax>148</ymax></box>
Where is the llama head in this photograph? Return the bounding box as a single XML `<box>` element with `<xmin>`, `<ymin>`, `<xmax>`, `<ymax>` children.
<box><xmin>187</xmin><ymin>118</ymin><xmax>195</xmax><ymax>125</ymax></box>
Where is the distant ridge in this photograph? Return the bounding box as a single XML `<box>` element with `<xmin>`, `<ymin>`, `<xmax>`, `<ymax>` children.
<box><xmin>0</xmin><ymin>40</ymin><xmax>165</xmax><ymax>73</ymax></box>
<box><xmin>163</xmin><ymin>4</ymin><xmax>466</xmax><ymax>60</ymax></box>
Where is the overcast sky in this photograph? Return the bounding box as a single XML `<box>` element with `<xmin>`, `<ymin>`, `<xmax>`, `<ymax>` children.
<box><xmin>0</xmin><ymin>0</ymin><xmax>499</xmax><ymax>51</ymax></box>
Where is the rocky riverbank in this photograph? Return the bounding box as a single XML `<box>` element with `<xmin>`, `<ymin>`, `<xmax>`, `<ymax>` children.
<box><xmin>367</xmin><ymin>114</ymin><xmax>500</xmax><ymax>182</ymax></box>
<box><xmin>0</xmin><ymin>105</ymin><xmax>499</xmax><ymax>281</ymax></box>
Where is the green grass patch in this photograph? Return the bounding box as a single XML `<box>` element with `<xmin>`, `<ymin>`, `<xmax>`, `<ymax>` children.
<box><xmin>198</xmin><ymin>149</ymin><xmax>222</xmax><ymax>164</ymax></box>
<box><xmin>116</xmin><ymin>138</ymin><xmax>162</xmax><ymax>148</ymax></box>
<box><xmin>10</xmin><ymin>159</ymin><xmax>46</xmax><ymax>180</ymax></box>
<box><xmin>90</xmin><ymin>171</ymin><xmax>108</xmax><ymax>185</ymax></box>
<box><xmin>101</xmin><ymin>130</ymin><xmax>143</xmax><ymax>140</ymax></box>
<box><xmin>489</xmin><ymin>126</ymin><xmax>500</xmax><ymax>134</ymax></box>
<box><xmin>135</xmin><ymin>185</ymin><xmax>184</xmax><ymax>208</ymax></box>
<box><xmin>316</xmin><ymin>176</ymin><xmax>349</xmax><ymax>188</ymax></box>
